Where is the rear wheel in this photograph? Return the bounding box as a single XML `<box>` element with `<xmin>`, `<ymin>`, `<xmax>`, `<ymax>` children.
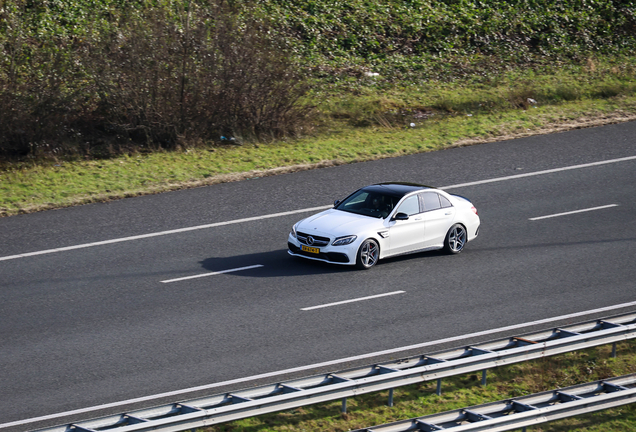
<box><xmin>443</xmin><ymin>224</ymin><xmax>467</xmax><ymax>254</ymax></box>
<box><xmin>356</xmin><ymin>239</ymin><xmax>379</xmax><ymax>269</ymax></box>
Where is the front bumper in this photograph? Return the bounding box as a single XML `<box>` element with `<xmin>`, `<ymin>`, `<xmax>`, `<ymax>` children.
<box><xmin>287</xmin><ymin>234</ymin><xmax>356</xmax><ymax>265</ymax></box>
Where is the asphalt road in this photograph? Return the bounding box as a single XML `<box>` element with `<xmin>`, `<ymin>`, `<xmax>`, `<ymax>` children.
<box><xmin>1</xmin><ymin>121</ymin><xmax>636</xmax><ymax>430</ymax></box>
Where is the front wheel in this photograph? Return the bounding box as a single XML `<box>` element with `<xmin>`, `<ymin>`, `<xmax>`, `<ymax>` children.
<box><xmin>443</xmin><ymin>224</ymin><xmax>467</xmax><ymax>254</ymax></box>
<box><xmin>356</xmin><ymin>239</ymin><xmax>379</xmax><ymax>269</ymax></box>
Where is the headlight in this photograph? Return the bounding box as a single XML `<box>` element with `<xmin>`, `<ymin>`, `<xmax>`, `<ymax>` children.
<box><xmin>291</xmin><ymin>223</ymin><xmax>298</xmax><ymax>238</ymax></box>
<box><xmin>332</xmin><ymin>235</ymin><xmax>357</xmax><ymax>246</ymax></box>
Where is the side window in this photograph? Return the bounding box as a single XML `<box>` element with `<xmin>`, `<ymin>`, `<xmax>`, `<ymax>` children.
<box><xmin>397</xmin><ymin>195</ymin><xmax>420</xmax><ymax>216</ymax></box>
<box><xmin>439</xmin><ymin>194</ymin><xmax>453</xmax><ymax>208</ymax></box>
<box><xmin>420</xmin><ymin>192</ymin><xmax>441</xmax><ymax>211</ymax></box>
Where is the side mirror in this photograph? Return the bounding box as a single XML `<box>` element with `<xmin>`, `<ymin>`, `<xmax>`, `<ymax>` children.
<box><xmin>392</xmin><ymin>212</ymin><xmax>409</xmax><ymax>221</ymax></box>
<box><xmin>334</xmin><ymin>199</ymin><xmax>341</xmax><ymax>207</ymax></box>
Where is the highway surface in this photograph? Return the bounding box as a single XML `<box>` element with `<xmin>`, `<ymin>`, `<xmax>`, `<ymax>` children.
<box><xmin>1</xmin><ymin>121</ymin><xmax>636</xmax><ymax>431</ymax></box>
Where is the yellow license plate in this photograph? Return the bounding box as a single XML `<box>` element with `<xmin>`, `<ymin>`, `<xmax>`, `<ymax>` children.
<box><xmin>301</xmin><ymin>245</ymin><xmax>320</xmax><ymax>254</ymax></box>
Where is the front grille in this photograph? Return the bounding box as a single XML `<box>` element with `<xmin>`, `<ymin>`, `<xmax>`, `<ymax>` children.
<box><xmin>297</xmin><ymin>232</ymin><xmax>330</xmax><ymax>246</ymax></box>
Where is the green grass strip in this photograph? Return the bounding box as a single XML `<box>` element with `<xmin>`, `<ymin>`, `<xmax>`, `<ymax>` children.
<box><xmin>2</xmin><ymin>96</ymin><xmax>636</xmax><ymax>217</ymax></box>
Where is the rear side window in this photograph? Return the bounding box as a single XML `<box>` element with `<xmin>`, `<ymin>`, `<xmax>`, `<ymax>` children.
<box><xmin>439</xmin><ymin>194</ymin><xmax>452</xmax><ymax>208</ymax></box>
<box><xmin>420</xmin><ymin>192</ymin><xmax>441</xmax><ymax>211</ymax></box>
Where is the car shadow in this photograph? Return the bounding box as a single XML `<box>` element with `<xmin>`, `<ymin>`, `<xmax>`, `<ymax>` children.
<box><xmin>199</xmin><ymin>248</ymin><xmax>455</xmax><ymax>278</ymax></box>
<box><xmin>199</xmin><ymin>249</ymin><xmax>356</xmax><ymax>277</ymax></box>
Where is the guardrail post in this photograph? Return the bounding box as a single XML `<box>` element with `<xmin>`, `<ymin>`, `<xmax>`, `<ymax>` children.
<box><xmin>612</xmin><ymin>342</ymin><xmax>617</xmax><ymax>358</ymax></box>
<box><xmin>388</xmin><ymin>388</ymin><xmax>394</xmax><ymax>407</ymax></box>
<box><xmin>436</xmin><ymin>378</ymin><xmax>442</xmax><ymax>396</ymax></box>
<box><xmin>342</xmin><ymin>397</ymin><xmax>347</xmax><ymax>413</ymax></box>
<box><xmin>482</xmin><ymin>369</ymin><xmax>487</xmax><ymax>386</ymax></box>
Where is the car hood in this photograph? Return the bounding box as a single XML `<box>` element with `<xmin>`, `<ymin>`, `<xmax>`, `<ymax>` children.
<box><xmin>297</xmin><ymin>209</ymin><xmax>382</xmax><ymax>236</ymax></box>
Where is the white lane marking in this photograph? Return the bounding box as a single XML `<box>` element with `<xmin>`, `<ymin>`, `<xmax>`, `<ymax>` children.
<box><xmin>160</xmin><ymin>265</ymin><xmax>264</xmax><ymax>283</ymax></box>
<box><xmin>0</xmin><ymin>206</ymin><xmax>331</xmax><ymax>262</ymax></box>
<box><xmin>301</xmin><ymin>291</ymin><xmax>406</xmax><ymax>311</ymax></box>
<box><xmin>5</xmin><ymin>300</ymin><xmax>636</xmax><ymax>430</ymax></box>
<box><xmin>440</xmin><ymin>155</ymin><xmax>636</xmax><ymax>190</ymax></box>
<box><xmin>2</xmin><ymin>155</ymin><xmax>635</xmax><ymax>262</ymax></box>
<box><xmin>529</xmin><ymin>204</ymin><xmax>619</xmax><ymax>221</ymax></box>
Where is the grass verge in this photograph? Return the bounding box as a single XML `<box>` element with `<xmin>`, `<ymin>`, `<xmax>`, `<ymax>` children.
<box><xmin>2</xmin><ymin>95</ymin><xmax>636</xmax><ymax>217</ymax></box>
<box><xmin>202</xmin><ymin>340</ymin><xmax>636</xmax><ymax>432</ymax></box>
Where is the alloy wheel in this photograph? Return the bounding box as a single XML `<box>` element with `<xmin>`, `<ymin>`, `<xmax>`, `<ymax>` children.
<box><xmin>358</xmin><ymin>239</ymin><xmax>379</xmax><ymax>269</ymax></box>
<box><xmin>448</xmin><ymin>225</ymin><xmax>466</xmax><ymax>253</ymax></box>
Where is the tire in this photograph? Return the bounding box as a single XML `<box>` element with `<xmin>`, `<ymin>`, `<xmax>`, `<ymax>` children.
<box><xmin>356</xmin><ymin>239</ymin><xmax>380</xmax><ymax>269</ymax></box>
<box><xmin>443</xmin><ymin>224</ymin><xmax>467</xmax><ymax>254</ymax></box>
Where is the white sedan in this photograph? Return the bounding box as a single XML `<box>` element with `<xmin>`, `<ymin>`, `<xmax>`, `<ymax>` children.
<box><xmin>288</xmin><ymin>183</ymin><xmax>480</xmax><ymax>269</ymax></box>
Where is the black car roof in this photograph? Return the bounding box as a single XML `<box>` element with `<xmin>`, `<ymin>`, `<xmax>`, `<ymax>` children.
<box><xmin>362</xmin><ymin>182</ymin><xmax>435</xmax><ymax>197</ymax></box>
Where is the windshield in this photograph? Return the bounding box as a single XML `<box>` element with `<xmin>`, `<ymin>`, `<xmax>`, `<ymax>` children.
<box><xmin>335</xmin><ymin>190</ymin><xmax>401</xmax><ymax>219</ymax></box>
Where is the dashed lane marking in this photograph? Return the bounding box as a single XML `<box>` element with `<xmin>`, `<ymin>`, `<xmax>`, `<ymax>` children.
<box><xmin>529</xmin><ymin>204</ymin><xmax>618</xmax><ymax>221</ymax></box>
<box><xmin>301</xmin><ymin>291</ymin><xmax>406</xmax><ymax>311</ymax></box>
<box><xmin>160</xmin><ymin>265</ymin><xmax>264</xmax><ymax>283</ymax></box>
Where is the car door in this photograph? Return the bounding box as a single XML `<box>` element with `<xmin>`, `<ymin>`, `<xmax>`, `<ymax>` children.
<box><xmin>420</xmin><ymin>192</ymin><xmax>455</xmax><ymax>247</ymax></box>
<box><xmin>387</xmin><ymin>194</ymin><xmax>425</xmax><ymax>255</ymax></box>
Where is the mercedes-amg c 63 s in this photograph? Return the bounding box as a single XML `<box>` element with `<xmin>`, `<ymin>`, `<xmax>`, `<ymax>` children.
<box><xmin>288</xmin><ymin>183</ymin><xmax>480</xmax><ymax>269</ymax></box>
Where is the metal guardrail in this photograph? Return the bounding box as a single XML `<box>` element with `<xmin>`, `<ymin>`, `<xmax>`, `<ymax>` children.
<box><xmin>37</xmin><ymin>312</ymin><xmax>636</xmax><ymax>432</ymax></box>
<box><xmin>353</xmin><ymin>373</ymin><xmax>636</xmax><ymax>432</ymax></box>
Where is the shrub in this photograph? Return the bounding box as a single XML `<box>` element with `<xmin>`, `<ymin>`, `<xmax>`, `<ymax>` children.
<box><xmin>0</xmin><ymin>0</ymin><xmax>311</xmax><ymax>160</ymax></box>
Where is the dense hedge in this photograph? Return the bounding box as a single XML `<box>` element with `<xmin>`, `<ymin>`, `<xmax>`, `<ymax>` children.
<box><xmin>255</xmin><ymin>0</ymin><xmax>636</xmax><ymax>84</ymax></box>
<box><xmin>263</xmin><ymin>0</ymin><xmax>636</xmax><ymax>89</ymax></box>
<box><xmin>261</xmin><ymin>0</ymin><xmax>636</xmax><ymax>59</ymax></box>
<box><xmin>1</xmin><ymin>0</ymin><xmax>635</xmax><ymax>159</ymax></box>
